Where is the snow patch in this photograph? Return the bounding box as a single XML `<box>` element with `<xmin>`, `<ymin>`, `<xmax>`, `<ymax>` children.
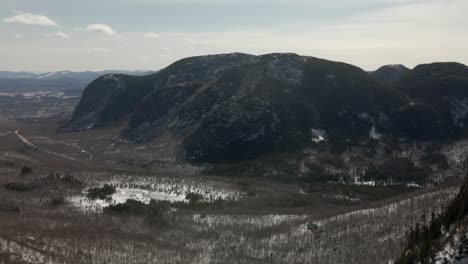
<box><xmin>435</xmin><ymin>232</ymin><xmax>466</xmax><ymax>264</ymax></box>
<box><xmin>369</xmin><ymin>126</ymin><xmax>383</xmax><ymax>140</ymax></box>
<box><xmin>311</xmin><ymin>128</ymin><xmax>327</xmax><ymax>143</ymax></box>
<box><xmin>323</xmin><ymin>194</ymin><xmax>360</xmax><ymax>202</ymax></box>
<box><xmin>104</xmin><ymin>74</ymin><xmax>120</xmax><ymax>81</ymax></box>
<box><xmin>37</xmin><ymin>72</ymin><xmax>56</xmax><ymax>79</ymax></box>
<box><xmin>355</xmin><ymin>180</ymin><xmax>376</xmax><ymax>186</ymax></box>
<box><xmin>112</xmin><ymin>188</ymin><xmax>187</xmax><ymax>204</ymax></box>
<box><xmin>406</xmin><ymin>182</ymin><xmax>423</xmax><ymax>188</ymax></box>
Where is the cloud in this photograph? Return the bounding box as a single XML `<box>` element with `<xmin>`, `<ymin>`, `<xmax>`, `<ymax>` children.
<box><xmin>87</xmin><ymin>47</ymin><xmax>112</xmax><ymax>53</ymax></box>
<box><xmin>12</xmin><ymin>32</ymin><xmax>24</xmax><ymax>39</ymax></box>
<box><xmin>3</xmin><ymin>12</ymin><xmax>59</xmax><ymax>27</ymax></box>
<box><xmin>86</xmin><ymin>24</ymin><xmax>116</xmax><ymax>36</ymax></box>
<box><xmin>138</xmin><ymin>55</ymin><xmax>150</xmax><ymax>60</ymax></box>
<box><xmin>144</xmin><ymin>32</ymin><xmax>161</xmax><ymax>39</ymax></box>
<box><xmin>46</xmin><ymin>31</ymin><xmax>71</xmax><ymax>39</ymax></box>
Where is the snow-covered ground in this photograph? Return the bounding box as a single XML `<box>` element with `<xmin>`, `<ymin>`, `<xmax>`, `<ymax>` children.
<box><xmin>0</xmin><ymin>236</ymin><xmax>46</xmax><ymax>264</ymax></box>
<box><xmin>68</xmin><ymin>175</ymin><xmax>245</xmax><ymax>212</ymax></box>
<box><xmin>68</xmin><ymin>187</ymin><xmax>189</xmax><ymax>212</ymax></box>
<box><xmin>68</xmin><ymin>188</ymin><xmax>187</xmax><ymax>212</ymax></box>
<box><xmin>0</xmin><ymin>91</ymin><xmax>79</xmax><ymax>99</ymax></box>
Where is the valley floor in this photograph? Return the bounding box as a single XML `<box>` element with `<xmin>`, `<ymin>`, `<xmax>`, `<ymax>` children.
<box><xmin>0</xmin><ymin>94</ymin><xmax>463</xmax><ymax>264</ymax></box>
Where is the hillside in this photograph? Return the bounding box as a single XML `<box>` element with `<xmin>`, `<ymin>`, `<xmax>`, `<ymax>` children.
<box><xmin>397</xmin><ymin>177</ymin><xmax>468</xmax><ymax>264</ymax></box>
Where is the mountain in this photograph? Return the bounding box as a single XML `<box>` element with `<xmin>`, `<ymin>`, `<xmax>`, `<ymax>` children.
<box><xmin>60</xmin><ymin>53</ymin><xmax>468</xmax><ymax>188</ymax></box>
<box><xmin>0</xmin><ymin>70</ymin><xmax>157</xmax><ymax>92</ymax></box>
<box><xmin>61</xmin><ymin>53</ymin><xmax>401</xmax><ymax>160</ymax></box>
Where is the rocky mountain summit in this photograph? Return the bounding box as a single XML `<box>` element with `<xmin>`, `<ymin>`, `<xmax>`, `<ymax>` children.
<box><xmin>370</xmin><ymin>64</ymin><xmax>410</xmax><ymax>85</ymax></box>
<box><xmin>61</xmin><ymin>53</ymin><xmax>468</xmax><ymax>184</ymax></box>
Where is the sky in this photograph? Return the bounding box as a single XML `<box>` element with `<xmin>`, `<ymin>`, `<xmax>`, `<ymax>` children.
<box><xmin>0</xmin><ymin>0</ymin><xmax>467</xmax><ymax>72</ymax></box>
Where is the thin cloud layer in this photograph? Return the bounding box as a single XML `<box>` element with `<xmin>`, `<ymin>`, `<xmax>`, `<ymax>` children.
<box><xmin>0</xmin><ymin>0</ymin><xmax>467</xmax><ymax>71</ymax></box>
<box><xmin>87</xmin><ymin>24</ymin><xmax>116</xmax><ymax>36</ymax></box>
<box><xmin>3</xmin><ymin>12</ymin><xmax>59</xmax><ymax>27</ymax></box>
<box><xmin>46</xmin><ymin>31</ymin><xmax>71</xmax><ymax>39</ymax></box>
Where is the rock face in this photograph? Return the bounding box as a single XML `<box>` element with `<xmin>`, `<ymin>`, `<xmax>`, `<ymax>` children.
<box><xmin>62</xmin><ymin>53</ymin><xmax>468</xmax><ymax>164</ymax></box>
<box><xmin>60</xmin><ymin>74</ymin><xmax>154</xmax><ymax>131</ymax></box>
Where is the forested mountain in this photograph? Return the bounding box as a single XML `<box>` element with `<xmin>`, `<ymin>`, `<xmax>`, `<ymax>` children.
<box><xmin>61</xmin><ymin>53</ymin><xmax>468</xmax><ymax>185</ymax></box>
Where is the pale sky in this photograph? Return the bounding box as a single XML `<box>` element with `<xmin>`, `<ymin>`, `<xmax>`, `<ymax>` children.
<box><xmin>1</xmin><ymin>0</ymin><xmax>467</xmax><ymax>72</ymax></box>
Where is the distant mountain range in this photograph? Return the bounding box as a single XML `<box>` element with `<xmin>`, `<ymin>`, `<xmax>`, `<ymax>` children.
<box><xmin>0</xmin><ymin>70</ymin><xmax>157</xmax><ymax>92</ymax></box>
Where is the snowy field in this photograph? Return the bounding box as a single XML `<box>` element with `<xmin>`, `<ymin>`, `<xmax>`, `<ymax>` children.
<box><xmin>68</xmin><ymin>174</ymin><xmax>245</xmax><ymax>212</ymax></box>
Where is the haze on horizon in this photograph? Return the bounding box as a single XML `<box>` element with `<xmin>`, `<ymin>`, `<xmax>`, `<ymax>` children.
<box><xmin>0</xmin><ymin>0</ymin><xmax>467</xmax><ymax>72</ymax></box>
